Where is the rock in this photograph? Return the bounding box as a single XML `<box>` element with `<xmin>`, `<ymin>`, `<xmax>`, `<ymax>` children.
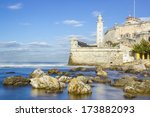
<box><xmin>58</xmin><ymin>76</ymin><xmax>72</xmax><ymax>83</ymax></box>
<box><xmin>3</xmin><ymin>76</ymin><xmax>30</xmax><ymax>86</ymax></box>
<box><xmin>30</xmin><ymin>68</ymin><xmax>45</xmax><ymax>78</ymax></box>
<box><xmin>112</xmin><ymin>76</ymin><xmax>137</xmax><ymax>87</ymax></box>
<box><xmin>76</xmin><ymin>73</ymin><xmax>84</xmax><ymax>77</ymax></box>
<box><xmin>76</xmin><ymin>76</ymin><xmax>88</xmax><ymax>83</ymax></box>
<box><xmin>145</xmin><ymin>61</ymin><xmax>150</xmax><ymax>68</ymax></box>
<box><xmin>143</xmin><ymin>71</ymin><xmax>150</xmax><ymax>77</ymax></box>
<box><xmin>124</xmin><ymin>64</ymin><xmax>146</xmax><ymax>73</ymax></box>
<box><xmin>30</xmin><ymin>74</ymin><xmax>66</xmax><ymax>91</ymax></box>
<box><xmin>48</xmin><ymin>68</ymin><xmax>62</xmax><ymax>75</ymax></box>
<box><xmin>124</xmin><ymin>93</ymin><xmax>136</xmax><ymax>99</ymax></box>
<box><xmin>123</xmin><ymin>86</ymin><xmax>137</xmax><ymax>94</ymax></box>
<box><xmin>69</xmin><ymin>67</ymin><xmax>95</xmax><ymax>72</ymax></box>
<box><xmin>62</xmin><ymin>72</ymin><xmax>71</xmax><ymax>76</ymax></box>
<box><xmin>109</xmin><ymin>65</ymin><xmax>123</xmax><ymax>71</ymax></box>
<box><xmin>92</xmin><ymin>76</ymin><xmax>111</xmax><ymax>84</ymax></box>
<box><xmin>123</xmin><ymin>79</ymin><xmax>150</xmax><ymax>96</ymax></box>
<box><xmin>68</xmin><ymin>78</ymin><xmax>92</xmax><ymax>95</ymax></box>
<box><xmin>96</xmin><ymin>66</ymin><xmax>107</xmax><ymax>77</ymax></box>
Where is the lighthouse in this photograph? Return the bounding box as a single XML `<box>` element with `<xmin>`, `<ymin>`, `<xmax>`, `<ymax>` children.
<box><xmin>96</xmin><ymin>15</ymin><xmax>104</xmax><ymax>47</ymax></box>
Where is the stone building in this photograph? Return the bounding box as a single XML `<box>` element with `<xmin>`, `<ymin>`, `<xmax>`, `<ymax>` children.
<box><xmin>68</xmin><ymin>15</ymin><xmax>150</xmax><ymax>66</ymax></box>
<box><xmin>105</xmin><ymin>16</ymin><xmax>150</xmax><ymax>44</ymax></box>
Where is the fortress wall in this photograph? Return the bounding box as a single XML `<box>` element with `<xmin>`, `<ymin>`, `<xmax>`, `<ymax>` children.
<box><xmin>68</xmin><ymin>47</ymin><xmax>123</xmax><ymax>66</ymax></box>
<box><xmin>105</xmin><ymin>22</ymin><xmax>150</xmax><ymax>42</ymax></box>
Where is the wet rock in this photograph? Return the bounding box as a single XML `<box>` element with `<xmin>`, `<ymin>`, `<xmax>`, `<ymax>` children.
<box><xmin>96</xmin><ymin>66</ymin><xmax>107</xmax><ymax>77</ymax></box>
<box><xmin>48</xmin><ymin>68</ymin><xmax>63</xmax><ymax>75</ymax></box>
<box><xmin>124</xmin><ymin>93</ymin><xmax>136</xmax><ymax>99</ymax></box>
<box><xmin>3</xmin><ymin>76</ymin><xmax>30</xmax><ymax>86</ymax></box>
<box><xmin>92</xmin><ymin>76</ymin><xmax>111</xmax><ymax>84</ymax></box>
<box><xmin>30</xmin><ymin>74</ymin><xmax>66</xmax><ymax>91</ymax></box>
<box><xmin>69</xmin><ymin>67</ymin><xmax>95</xmax><ymax>72</ymax></box>
<box><xmin>109</xmin><ymin>65</ymin><xmax>123</xmax><ymax>71</ymax></box>
<box><xmin>112</xmin><ymin>76</ymin><xmax>137</xmax><ymax>87</ymax></box>
<box><xmin>123</xmin><ymin>79</ymin><xmax>150</xmax><ymax>95</ymax></box>
<box><xmin>76</xmin><ymin>73</ymin><xmax>84</xmax><ymax>77</ymax></box>
<box><xmin>62</xmin><ymin>72</ymin><xmax>71</xmax><ymax>76</ymax></box>
<box><xmin>30</xmin><ymin>68</ymin><xmax>45</xmax><ymax>78</ymax></box>
<box><xmin>68</xmin><ymin>78</ymin><xmax>92</xmax><ymax>95</ymax></box>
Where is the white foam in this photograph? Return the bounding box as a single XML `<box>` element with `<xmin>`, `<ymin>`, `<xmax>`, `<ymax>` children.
<box><xmin>0</xmin><ymin>63</ymin><xmax>67</xmax><ymax>68</ymax></box>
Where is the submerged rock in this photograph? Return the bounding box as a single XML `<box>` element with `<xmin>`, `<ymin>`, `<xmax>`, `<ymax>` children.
<box><xmin>3</xmin><ymin>76</ymin><xmax>30</xmax><ymax>86</ymax></box>
<box><xmin>69</xmin><ymin>67</ymin><xmax>95</xmax><ymax>72</ymax></box>
<box><xmin>124</xmin><ymin>93</ymin><xmax>136</xmax><ymax>99</ymax></box>
<box><xmin>92</xmin><ymin>76</ymin><xmax>111</xmax><ymax>84</ymax></box>
<box><xmin>68</xmin><ymin>78</ymin><xmax>92</xmax><ymax>95</ymax></box>
<box><xmin>112</xmin><ymin>76</ymin><xmax>137</xmax><ymax>87</ymax></box>
<box><xmin>47</xmin><ymin>68</ymin><xmax>62</xmax><ymax>75</ymax></box>
<box><xmin>30</xmin><ymin>68</ymin><xmax>45</xmax><ymax>78</ymax></box>
<box><xmin>96</xmin><ymin>66</ymin><xmax>107</xmax><ymax>77</ymax></box>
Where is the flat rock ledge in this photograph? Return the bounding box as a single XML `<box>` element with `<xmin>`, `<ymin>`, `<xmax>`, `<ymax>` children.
<box><xmin>112</xmin><ymin>75</ymin><xmax>150</xmax><ymax>99</ymax></box>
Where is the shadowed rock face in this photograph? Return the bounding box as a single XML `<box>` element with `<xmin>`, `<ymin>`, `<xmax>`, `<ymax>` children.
<box><xmin>68</xmin><ymin>78</ymin><xmax>92</xmax><ymax>95</ymax></box>
<box><xmin>3</xmin><ymin>76</ymin><xmax>30</xmax><ymax>86</ymax></box>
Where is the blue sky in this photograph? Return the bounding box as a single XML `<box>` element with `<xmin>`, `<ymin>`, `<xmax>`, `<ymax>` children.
<box><xmin>0</xmin><ymin>0</ymin><xmax>150</xmax><ymax>63</ymax></box>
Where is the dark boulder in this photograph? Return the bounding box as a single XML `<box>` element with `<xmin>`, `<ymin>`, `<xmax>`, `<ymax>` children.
<box><xmin>3</xmin><ymin>76</ymin><xmax>30</xmax><ymax>86</ymax></box>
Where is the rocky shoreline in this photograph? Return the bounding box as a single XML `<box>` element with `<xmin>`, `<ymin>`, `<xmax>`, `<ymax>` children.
<box><xmin>2</xmin><ymin>60</ymin><xmax>150</xmax><ymax>99</ymax></box>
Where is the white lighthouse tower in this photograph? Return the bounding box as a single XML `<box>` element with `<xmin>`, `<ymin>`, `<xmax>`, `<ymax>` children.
<box><xmin>96</xmin><ymin>15</ymin><xmax>104</xmax><ymax>47</ymax></box>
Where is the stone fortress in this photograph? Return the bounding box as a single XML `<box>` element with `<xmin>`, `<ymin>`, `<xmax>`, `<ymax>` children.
<box><xmin>68</xmin><ymin>15</ymin><xmax>150</xmax><ymax>66</ymax></box>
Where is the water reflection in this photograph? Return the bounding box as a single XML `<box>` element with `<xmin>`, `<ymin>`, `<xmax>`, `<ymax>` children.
<box><xmin>31</xmin><ymin>88</ymin><xmax>62</xmax><ymax>97</ymax></box>
<box><xmin>68</xmin><ymin>93</ymin><xmax>92</xmax><ymax>100</ymax></box>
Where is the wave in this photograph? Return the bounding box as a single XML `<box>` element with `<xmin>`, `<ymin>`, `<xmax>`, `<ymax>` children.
<box><xmin>0</xmin><ymin>63</ymin><xmax>67</xmax><ymax>68</ymax></box>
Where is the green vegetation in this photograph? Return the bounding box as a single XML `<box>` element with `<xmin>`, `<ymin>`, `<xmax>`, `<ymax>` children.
<box><xmin>132</xmin><ymin>39</ymin><xmax>150</xmax><ymax>53</ymax></box>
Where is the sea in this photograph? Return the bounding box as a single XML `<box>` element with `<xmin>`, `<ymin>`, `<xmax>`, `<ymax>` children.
<box><xmin>0</xmin><ymin>62</ymin><xmax>150</xmax><ymax>100</ymax></box>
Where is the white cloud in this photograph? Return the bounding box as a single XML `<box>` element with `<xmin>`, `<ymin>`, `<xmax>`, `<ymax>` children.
<box><xmin>66</xmin><ymin>35</ymin><xmax>86</xmax><ymax>40</ymax></box>
<box><xmin>92</xmin><ymin>10</ymin><xmax>101</xmax><ymax>17</ymax></box>
<box><xmin>29</xmin><ymin>42</ymin><xmax>51</xmax><ymax>48</ymax></box>
<box><xmin>7</xmin><ymin>3</ymin><xmax>22</xmax><ymax>10</ymax></box>
<box><xmin>0</xmin><ymin>41</ymin><xmax>22</xmax><ymax>48</ymax></box>
<box><xmin>63</xmin><ymin>20</ymin><xmax>83</xmax><ymax>27</ymax></box>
